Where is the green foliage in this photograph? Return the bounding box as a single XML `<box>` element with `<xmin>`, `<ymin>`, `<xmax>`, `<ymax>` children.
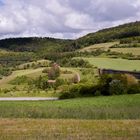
<box><xmin>0</xmin><ymin>52</ymin><xmax>37</xmax><ymax>67</ymax></box>
<box><xmin>78</xmin><ymin>21</ymin><xmax>140</xmax><ymax>47</ymax></box>
<box><xmin>99</xmin><ymin>74</ymin><xmax>127</xmax><ymax>95</ymax></box>
<box><xmin>10</xmin><ymin>76</ymin><xmax>31</xmax><ymax>85</ymax></box>
<box><xmin>34</xmin><ymin>75</ymin><xmax>48</xmax><ymax>90</ymax></box>
<box><xmin>0</xmin><ymin>94</ymin><xmax>140</xmax><ymax>119</ymax></box>
<box><xmin>109</xmin><ymin>79</ymin><xmax>127</xmax><ymax>95</ymax></box>
<box><xmin>127</xmin><ymin>84</ymin><xmax>140</xmax><ymax>94</ymax></box>
<box><xmin>59</xmin><ymin>83</ymin><xmax>99</xmax><ymax>99</ymax></box>
<box><xmin>1</xmin><ymin>22</ymin><xmax>140</xmax><ymax>61</ymax></box>
<box><xmin>55</xmin><ymin>78</ymin><xmax>68</xmax><ymax>87</ymax></box>
<box><xmin>120</xmin><ymin>36</ymin><xmax>140</xmax><ymax>44</ymax></box>
<box><xmin>111</xmin><ymin>43</ymin><xmax>140</xmax><ymax>48</ymax></box>
<box><xmin>60</xmin><ymin>74</ymin><xmax>140</xmax><ymax>99</ymax></box>
<box><xmin>0</xmin><ymin>67</ymin><xmax>12</xmax><ymax>77</ymax></box>
<box><xmin>0</xmin><ymin>37</ymin><xmax>71</xmax><ymax>53</ymax></box>
<box><xmin>58</xmin><ymin>58</ymin><xmax>92</xmax><ymax>68</ymax></box>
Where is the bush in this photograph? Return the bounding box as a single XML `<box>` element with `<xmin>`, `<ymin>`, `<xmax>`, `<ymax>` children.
<box><xmin>59</xmin><ymin>91</ymin><xmax>76</xmax><ymax>99</ymax></box>
<box><xmin>109</xmin><ymin>80</ymin><xmax>127</xmax><ymax>95</ymax></box>
<box><xmin>10</xmin><ymin>76</ymin><xmax>31</xmax><ymax>85</ymax></box>
<box><xmin>55</xmin><ymin>78</ymin><xmax>68</xmax><ymax>87</ymax></box>
<box><xmin>60</xmin><ymin>74</ymin><xmax>140</xmax><ymax>99</ymax></box>
<box><xmin>95</xmin><ymin>90</ymin><xmax>101</xmax><ymax>96</ymax></box>
<box><xmin>0</xmin><ymin>67</ymin><xmax>12</xmax><ymax>77</ymax></box>
<box><xmin>34</xmin><ymin>75</ymin><xmax>48</xmax><ymax>90</ymax></box>
<box><xmin>59</xmin><ymin>83</ymin><xmax>100</xmax><ymax>99</ymax></box>
<box><xmin>127</xmin><ymin>84</ymin><xmax>140</xmax><ymax>94</ymax></box>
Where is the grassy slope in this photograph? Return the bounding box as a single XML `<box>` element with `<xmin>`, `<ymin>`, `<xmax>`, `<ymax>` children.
<box><xmin>18</xmin><ymin>59</ymin><xmax>50</xmax><ymax>69</ymax></box>
<box><xmin>0</xmin><ymin>94</ymin><xmax>139</xmax><ymax>119</ymax></box>
<box><xmin>0</xmin><ymin>67</ymin><xmax>81</xmax><ymax>97</ymax></box>
<box><xmin>0</xmin><ymin>67</ymin><xmax>78</xmax><ymax>89</ymax></box>
<box><xmin>0</xmin><ymin>119</ymin><xmax>139</xmax><ymax>140</ymax></box>
<box><xmin>111</xmin><ymin>47</ymin><xmax>140</xmax><ymax>55</ymax></box>
<box><xmin>77</xmin><ymin>21</ymin><xmax>140</xmax><ymax>47</ymax></box>
<box><xmin>0</xmin><ymin>68</ymin><xmax>45</xmax><ymax>88</ymax></box>
<box><xmin>80</xmin><ymin>57</ymin><xmax>140</xmax><ymax>71</ymax></box>
<box><xmin>79</xmin><ymin>42</ymin><xmax>140</xmax><ymax>55</ymax></box>
<box><xmin>0</xmin><ymin>21</ymin><xmax>140</xmax><ymax>54</ymax></box>
<box><xmin>79</xmin><ymin>42</ymin><xmax>119</xmax><ymax>52</ymax></box>
<box><xmin>79</xmin><ymin>41</ymin><xmax>140</xmax><ymax>56</ymax></box>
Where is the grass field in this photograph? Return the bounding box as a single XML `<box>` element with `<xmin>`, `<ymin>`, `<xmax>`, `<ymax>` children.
<box><xmin>0</xmin><ymin>49</ymin><xmax>14</xmax><ymax>55</ymax></box>
<box><xmin>111</xmin><ymin>47</ymin><xmax>140</xmax><ymax>56</ymax></box>
<box><xmin>79</xmin><ymin>42</ymin><xmax>119</xmax><ymax>52</ymax></box>
<box><xmin>0</xmin><ymin>119</ymin><xmax>139</xmax><ymax>140</ymax></box>
<box><xmin>79</xmin><ymin>42</ymin><xmax>140</xmax><ymax>57</ymax></box>
<box><xmin>79</xmin><ymin>57</ymin><xmax>140</xmax><ymax>71</ymax></box>
<box><xmin>0</xmin><ymin>68</ymin><xmax>45</xmax><ymax>88</ymax></box>
<box><xmin>18</xmin><ymin>59</ymin><xmax>50</xmax><ymax>69</ymax></box>
<box><xmin>0</xmin><ymin>94</ymin><xmax>139</xmax><ymax>119</ymax></box>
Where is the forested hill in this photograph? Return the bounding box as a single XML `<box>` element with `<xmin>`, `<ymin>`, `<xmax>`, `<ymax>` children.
<box><xmin>0</xmin><ymin>21</ymin><xmax>140</xmax><ymax>52</ymax></box>
<box><xmin>0</xmin><ymin>37</ymin><xmax>74</xmax><ymax>52</ymax></box>
<box><xmin>77</xmin><ymin>21</ymin><xmax>140</xmax><ymax>47</ymax></box>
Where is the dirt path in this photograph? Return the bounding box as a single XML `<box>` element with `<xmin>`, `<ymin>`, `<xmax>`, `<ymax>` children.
<box><xmin>0</xmin><ymin>97</ymin><xmax>58</xmax><ymax>101</ymax></box>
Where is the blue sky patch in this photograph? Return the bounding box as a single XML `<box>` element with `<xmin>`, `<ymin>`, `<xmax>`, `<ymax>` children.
<box><xmin>0</xmin><ymin>0</ymin><xmax>4</xmax><ymax>6</ymax></box>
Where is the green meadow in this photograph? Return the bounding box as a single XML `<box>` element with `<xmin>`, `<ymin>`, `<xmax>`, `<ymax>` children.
<box><xmin>0</xmin><ymin>94</ymin><xmax>139</xmax><ymax>119</ymax></box>
<box><xmin>79</xmin><ymin>57</ymin><xmax>140</xmax><ymax>71</ymax></box>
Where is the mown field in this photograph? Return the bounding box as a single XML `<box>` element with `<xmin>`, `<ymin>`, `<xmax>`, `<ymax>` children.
<box><xmin>79</xmin><ymin>57</ymin><xmax>140</xmax><ymax>71</ymax></box>
<box><xmin>0</xmin><ymin>119</ymin><xmax>139</xmax><ymax>140</ymax></box>
<box><xmin>110</xmin><ymin>47</ymin><xmax>140</xmax><ymax>56</ymax></box>
<box><xmin>79</xmin><ymin>42</ymin><xmax>119</xmax><ymax>52</ymax></box>
<box><xmin>79</xmin><ymin>41</ymin><xmax>140</xmax><ymax>56</ymax></box>
<box><xmin>0</xmin><ymin>94</ymin><xmax>139</xmax><ymax>119</ymax></box>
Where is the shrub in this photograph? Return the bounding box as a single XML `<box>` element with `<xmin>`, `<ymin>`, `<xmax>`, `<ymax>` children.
<box><xmin>0</xmin><ymin>67</ymin><xmax>12</xmax><ymax>77</ymax></box>
<box><xmin>55</xmin><ymin>78</ymin><xmax>68</xmax><ymax>87</ymax></box>
<box><xmin>10</xmin><ymin>76</ymin><xmax>30</xmax><ymax>85</ymax></box>
<box><xmin>127</xmin><ymin>84</ymin><xmax>140</xmax><ymax>94</ymax></box>
<box><xmin>59</xmin><ymin>91</ymin><xmax>76</xmax><ymax>99</ymax></box>
<box><xmin>95</xmin><ymin>90</ymin><xmax>101</xmax><ymax>96</ymax></box>
<box><xmin>34</xmin><ymin>75</ymin><xmax>48</xmax><ymax>90</ymax></box>
<box><xmin>59</xmin><ymin>83</ymin><xmax>100</xmax><ymax>99</ymax></box>
<box><xmin>99</xmin><ymin>74</ymin><xmax>128</xmax><ymax>95</ymax></box>
<box><xmin>60</xmin><ymin>73</ymin><xmax>140</xmax><ymax>99</ymax></box>
<box><xmin>109</xmin><ymin>79</ymin><xmax>127</xmax><ymax>95</ymax></box>
<box><xmin>99</xmin><ymin>74</ymin><xmax>113</xmax><ymax>95</ymax></box>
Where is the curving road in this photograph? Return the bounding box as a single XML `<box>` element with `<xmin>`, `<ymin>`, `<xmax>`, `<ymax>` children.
<box><xmin>0</xmin><ymin>97</ymin><xmax>58</xmax><ymax>101</ymax></box>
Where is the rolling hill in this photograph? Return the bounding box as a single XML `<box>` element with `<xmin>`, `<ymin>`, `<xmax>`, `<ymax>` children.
<box><xmin>77</xmin><ymin>21</ymin><xmax>140</xmax><ymax>47</ymax></box>
<box><xmin>0</xmin><ymin>21</ymin><xmax>140</xmax><ymax>54</ymax></box>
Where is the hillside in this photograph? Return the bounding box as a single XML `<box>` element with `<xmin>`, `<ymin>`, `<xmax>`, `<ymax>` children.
<box><xmin>77</xmin><ymin>21</ymin><xmax>140</xmax><ymax>47</ymax></box>
<box><xmin>0</xmin><ymin>37</ymin><xmax>73</xmax><ymax>53</ymax></box>
<box><xmin>0</xmin><ymin>21</ymin><xmax>140</xmax><ymax>53</ymax></box>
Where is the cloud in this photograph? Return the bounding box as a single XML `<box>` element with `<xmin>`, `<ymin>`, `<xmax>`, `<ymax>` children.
<box><xmin>0</xmin><ymin>0</ymin><xmax>140</xmax><ymax>39</ymax></box>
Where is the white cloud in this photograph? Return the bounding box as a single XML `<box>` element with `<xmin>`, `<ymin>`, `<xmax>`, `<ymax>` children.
<box><xmin>0</xmin><ymin>0</ymin><xmax>140</xmax><ymax>39</ymax></box>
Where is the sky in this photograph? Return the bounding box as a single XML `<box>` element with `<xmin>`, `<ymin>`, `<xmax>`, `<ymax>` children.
<box><xmin>0</xmin><ymin>0</ymin><xmax>140</xmax><ymax>39</ymax></box>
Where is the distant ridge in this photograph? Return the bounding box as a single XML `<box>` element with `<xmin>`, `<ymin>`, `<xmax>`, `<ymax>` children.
<box><xmin>0</xmin><ymin>21</ymin><xmax>140</xmax><ymax>52</ymax></box>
